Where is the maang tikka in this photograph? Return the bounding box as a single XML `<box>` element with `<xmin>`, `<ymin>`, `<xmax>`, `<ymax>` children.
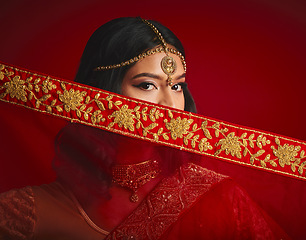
<box><xmin>94</xmin><ymin>19</ymin><xmax>186</xmax><ymax>86</ymax></box>
<box><xmin>141</xmin><ymin>19</ymin><xmax>177</xmax><ymax>86</ymax></box>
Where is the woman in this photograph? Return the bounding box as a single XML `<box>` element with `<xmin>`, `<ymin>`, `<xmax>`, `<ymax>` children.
<box><xmin>0</xmin><ymin>17</ymin><xmax>289</xmax><ymax>239</ymax></box>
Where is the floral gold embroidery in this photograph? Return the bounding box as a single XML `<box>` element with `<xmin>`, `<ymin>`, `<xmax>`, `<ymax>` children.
<box><xmin>165</xmin><ymin>116</ymin><xmax>193</xmax><ymax>140</ymax></box>
<box><xmin>216</xmin><ymin>132</ymin><xmax>242</xmax><ymax>158</ymax></box>
<box><xmin>272</xmin><ymin>139</ymin><xmax>299</xmax><ymax>167</ymax></box>
<box><xmin>161</xmin><ymin>112</ymin><xmax>213</xmax><ymax>151</ymax></box>
<box><xmin>214</xmin><ymin>129</ymin><xmax>306</xmax><ymax>175</ymax></box>
<box><xmin>58</xmin><ymin>88</ymin><xmax>86</xmax><ymax>112</ymax></box>
<box><xmin>109</xmin><ymin>104</ymin><xmax>135</xmax><ymax>131</ymax></box>
<box><xmin>213</xmin><ymin>124</ymin><xmax>275</xmax><ymax>166</ymax></box>
<box><xmin>1</xmin><ymin>63</ymin><xmax>306</xmax><ymax>180</ymax></box>
<box><xmin>215</xmin><ymin>129</ymin><xmax>273</xmax><ymax>166</ymax></box>
<box><xmin>215</xmin><ymin>131</ymin><xmax>271</xmax><ymax>161</ymax></box>
<box><xmin>0</xmin><ymin>70</ymin><xmax>56</xmax><ymax>110</ymax></box>
<box><xmin>0</xmin><ymin>65</ymin><xmax>5</xmax><ymax>80</ymax></box>
<box><xmin>271</xmin><ymin>138</ymin><xmax>306</xmax><ymax>174</ymax></box>
<box><xmin>105</xmin><ymin>164</ymin><xmax>226</xmax><ymax>240</ymax></box>
<box><xmin>2</xmin><ymin>76</ymin><xmax>27</xmax><ymax>102</ymax></box>
<box><xmin>198</xmin><ymin>138</ymin><xmax>212</xmax><ymax>152</ymax></box>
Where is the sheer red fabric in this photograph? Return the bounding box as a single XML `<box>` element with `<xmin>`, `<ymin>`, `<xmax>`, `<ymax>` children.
<box><xmin>0</xmin><ymin>166</ymin><xmax>290</xmax><ymax>239</ymax></box>
<box><xmin>1</xmin><ymin>100</ymin><xmax>304</xmax><ymax>239</ymax></box>
<box><xmin>0</xmin><ymin>64</ymin><xmax>305</xmax><ymax>239</ymax></box>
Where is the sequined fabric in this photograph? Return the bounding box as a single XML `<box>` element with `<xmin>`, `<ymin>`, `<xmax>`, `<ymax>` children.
<box><xmin>0</xmin><ymin>186</ymin><xmax>35</xmax><ymax>239</ymax></box>
<box><xmin>160</xmin><ymin>178</ymin><xmax>290</xmax><ymax>239</ymax></box>
<box><xmin>0</xmin><ymin>164</ymin><xmax>289</xmax><ymax>239</ymax></box>
<box><xmin>106</xmin><ymin>163</ymin><xmax>226</xmax><ymax>240</ymax></box>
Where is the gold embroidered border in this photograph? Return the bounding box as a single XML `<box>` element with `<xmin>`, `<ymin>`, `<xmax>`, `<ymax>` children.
<box><xmin>1</xmin><ymin>62</ymin><xmax>306</xmax><ymax>180</ymax></box>
<box><xmin>106</xmin><ymin>163</ymin><xmax>226</xmax><ymax>239</ymax></box>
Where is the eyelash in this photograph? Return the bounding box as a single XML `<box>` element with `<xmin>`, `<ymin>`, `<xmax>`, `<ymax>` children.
<box><xmin>134</xmin><ymin>82</ymin><xmax>186</xmax><ymax>92</ymax></box>
<box><xmin>171</xmin><ymin>82</ymin><xmax>186</xmax><ymax>92</ymax></box>
<box><xmin>134</xmin><ymin>82</ymin><xmax>157</xmax><ymax>90</ymax></box>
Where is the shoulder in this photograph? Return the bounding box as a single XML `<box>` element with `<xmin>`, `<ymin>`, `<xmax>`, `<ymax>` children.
<box><xmin>31</xmin><ymin>181</ymin><xmax>70</xmax><ymax>202</ymax></box>
<box><xmin>0</xmin><ymin>186</ymin><xmax>35</xmax><ymax>239</ymax></box>
<box><xmin>30</xmin><ymin>181</ymin><xmax>78</xmax><ymax>221</ymax></box>
<box><xmin>0</xmin><ymin>182</ymin><xmax>73</xmax><ymax>239</ymax></box>
<box><xmin>0</xmin><ymin>182</ymin><xmax>85</xmax><ymax>239</ymax></box>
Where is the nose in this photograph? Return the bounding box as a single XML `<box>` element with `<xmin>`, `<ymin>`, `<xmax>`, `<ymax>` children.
<box><xmin>158</xmin><ymin>87</ymin><xmax>175</xmax><ymax>108</ymax></box>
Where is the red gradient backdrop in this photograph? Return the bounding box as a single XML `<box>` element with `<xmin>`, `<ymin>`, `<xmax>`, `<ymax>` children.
<box><xmin>1</xmin><ymin>0</ymin><xmax>305</xmax><ymax>140</ymax></box>
<box><xmin>0</xmin><ymin>1</ymin><xmax>306</xmax><ymax>238</ymax></box>
<box><xmin>1</xmin><ymin>0</ymin><xmax>306</xmax><ymax>204</ymax></box>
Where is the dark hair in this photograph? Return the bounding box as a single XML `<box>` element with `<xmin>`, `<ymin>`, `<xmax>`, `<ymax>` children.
<box><xmin>75</xmin><ymin>17</ymin><xmax>196</xmax><ymax>113</ymax></box>
<box><xmin>53</xmin><ymin>123</ymin><xmax>194</xmax><ymax>198</ymax></box>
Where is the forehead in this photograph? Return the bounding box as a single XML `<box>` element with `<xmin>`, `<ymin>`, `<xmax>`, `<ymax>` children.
<box><xmin>126</xmin><ymin>52</ymin><xmax>185</xmax><ymax>77</ymax></box>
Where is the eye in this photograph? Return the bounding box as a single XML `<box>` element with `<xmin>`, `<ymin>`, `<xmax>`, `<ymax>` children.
<box><xmin>133</xmin><ymin>82</ymin><xmax>157</xmax><ymax>91</ymax></box>
<box><xmin>171</xmin><ymin>83</ymin><xmax>185</xmax><ymax>92</ymax></box>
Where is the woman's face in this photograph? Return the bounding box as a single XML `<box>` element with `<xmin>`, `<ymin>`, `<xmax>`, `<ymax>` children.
<box><xmin>121</xmin><ymin>51</ymin><xmax>185</xmax><ymax>110</ymax></box>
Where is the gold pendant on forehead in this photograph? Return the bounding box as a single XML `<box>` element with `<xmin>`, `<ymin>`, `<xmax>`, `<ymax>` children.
<box><xmin>161</xmin><ymin>55</ymin><xmax>177</xmax><ymax>86</ymax></box>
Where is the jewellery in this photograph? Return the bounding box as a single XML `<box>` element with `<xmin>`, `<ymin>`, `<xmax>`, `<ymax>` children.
<box><xmin>161</xmin><ymin>55</ymin><xmax>177</xmax><ymax>86</ymax></box>
<box><xmin>66</xmin><ymin>189</ymin><xmax>110</xmax><ymax>236</ymax></box>
<box><xmin>142</xmin><ymin>19</ymin><xmax>178</xmax><ymax>86</ymax></box>
<box><xmin>112</xmin><ymin>160</ymin><xmax>161</xmax><ymax>203</ymax></box>
<box><xmin>94</xmin><ymin>47</ymin><xmax>185</xmax><ymax>72</ymax></box>
<box><xmin>94</xmin><ymin>47</ymin><xmax>186</xmax><ymax>72</ymax></box>
<box><xmin>94</xmin><ymin>19</ymin><xmax>186</xmax><ymax>86</ymax></box>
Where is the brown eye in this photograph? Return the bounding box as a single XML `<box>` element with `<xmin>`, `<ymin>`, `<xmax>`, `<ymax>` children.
<box><xmin>171</xmin><ymin>83</ymin><xmax>183</xmax><ymax>92</ymax></box>
<box><xmin>134</xmin><ymin>82</ymin><xmax>157</xmax><ymax>90</ymax></box>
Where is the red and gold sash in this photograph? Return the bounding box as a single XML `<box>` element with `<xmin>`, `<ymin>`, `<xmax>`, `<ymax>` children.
<box><xmin>1</xmin><ymin>61</ymin><xmax>305</xmax><ymax>181</ymax></box>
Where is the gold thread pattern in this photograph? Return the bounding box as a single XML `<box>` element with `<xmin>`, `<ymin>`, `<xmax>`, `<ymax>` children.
<box><xmin>272</xmin><ymin>138</ymin><xmax>306</xmax><ymax>174</ymax></box>
<box><xmin>109</xmin><ymin>104</ymin><xmax>135</xmax><ymax>131</ymax></box>
<box><xmin>3</xmin><ymin>76</ymin><xmax>27</xmax><ymax>102</ymax></box>
<box><xmin>165</xmin><ymin>116</ymin><xmax>193</xmax><ymax>140</ymax></box>
<box><xmin>1</xmin><ymin>63</ymin><xmax>306</xmax><ymax>180</ymax></box>
<box><xmin>95</xmin><ymin>46</ymin><xmax>186</xmax><ymax>73</ymax></box>
<box><xmin>106</xmin><ymin>163</ymin><xmax>226</xmax><ymax>239</ymax></box>
<box><xmin>58</xmin><ymin>88</ymin><xmax>86</xmax><ymax>112</ymax></box>
<box><xmin>112</xmin><ymin>159</ymin><xmax>161</xmax><ymax>202</ymax></box>
<box><xmin>0</xmin><ymin>65</ymin><xmax>5</xmax><ymax>80</ymax></box>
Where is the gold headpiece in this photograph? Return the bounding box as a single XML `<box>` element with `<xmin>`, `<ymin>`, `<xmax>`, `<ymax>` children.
<box><xmin>94</xmin><ymin>19</ymin><xmax>186</xmax><ymax>86</ymax></box>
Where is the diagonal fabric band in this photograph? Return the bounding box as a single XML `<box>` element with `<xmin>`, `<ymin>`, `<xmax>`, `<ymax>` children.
<box><xmin>1</xmin><ymin>61</ymin><xmax>306</xmax><ymax>181</ymax></box>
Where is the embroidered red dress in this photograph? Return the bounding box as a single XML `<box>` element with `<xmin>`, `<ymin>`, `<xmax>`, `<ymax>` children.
<box><xmin>0</xmin><ymin>62</ymin><xmax>299</xmax><ymax>239</ymax></box>
<box><xmin>0</xmin><ymin>163</ymin><xmax>289</xmax><ymax>240</ymax></box>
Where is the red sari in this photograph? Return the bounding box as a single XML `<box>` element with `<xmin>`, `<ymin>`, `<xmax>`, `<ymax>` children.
<box><xmin>0</xmin><ymin>163</ymin><xmax>289</xmax><ymax>239</ymax></box>
<box><xmin>0</xmin><ymin>62</ymin><xmax>304</xmax><ymax>239</ymax></box>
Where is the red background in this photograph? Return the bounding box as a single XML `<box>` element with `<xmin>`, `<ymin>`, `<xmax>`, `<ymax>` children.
<box><xmin>0</xmin><ymin>1</ymin><xmax>306</xmax><ymax>238</ymax></box>
<box><xmin>0</xmin><ymin>0</ymin><xmax>305</xmax><ymax>140</ymax></box>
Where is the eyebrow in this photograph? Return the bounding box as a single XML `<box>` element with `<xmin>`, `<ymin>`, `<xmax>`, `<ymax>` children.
<box><xmin>131</xmin><ymin>72</ymin><xmax>186</xmax><ymax>80</ymax></box>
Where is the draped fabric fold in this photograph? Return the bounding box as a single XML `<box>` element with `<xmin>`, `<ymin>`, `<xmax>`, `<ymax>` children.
<box><xmin>0</xmin><ymin>61</ymin><xmax>305</xmax><ymax>239</ymax></box>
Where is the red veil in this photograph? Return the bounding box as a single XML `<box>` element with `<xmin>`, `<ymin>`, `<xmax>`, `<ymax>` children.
<box><xmin>0</xmin><ymin>62</ymin><xmax>305</xmax><ymax>239</ymax></box>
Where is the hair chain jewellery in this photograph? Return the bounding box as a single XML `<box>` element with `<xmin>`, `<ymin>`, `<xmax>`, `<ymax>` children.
<box><xmin>94</xmin><ymin>19</ymin><xmax>186</xmax><ymax>87</ymax></box>
<box><xmin>141</xmin><ymin>19</ymin><xmax>178</xmax><ymax>86</ymax></box>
